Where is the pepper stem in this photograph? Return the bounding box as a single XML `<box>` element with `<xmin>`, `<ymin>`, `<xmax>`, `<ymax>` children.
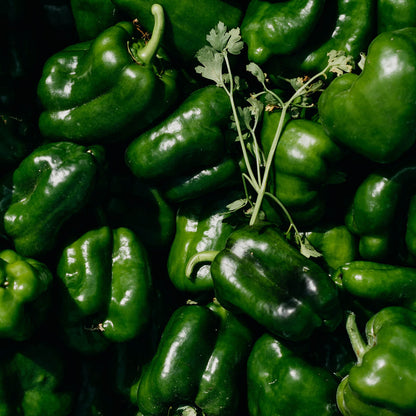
<box><xmin>185</xmin><ymin>250</ymin><xmax>220</xmax><ymax>279</ymax></box>
<box><xmin>136</xmin><ymin>4</ymin><xmax>164</xmax><ymax>65</ymax></box>
<box><xmin>346</xmin><ymin>311</ymin><xmax>368</xmax><ymax>365</ymax></box>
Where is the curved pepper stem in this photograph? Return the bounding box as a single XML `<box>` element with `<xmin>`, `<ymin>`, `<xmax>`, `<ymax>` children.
<box><xmin>185</xmin><ymin>250</ymin><xmax>220</xmax><ymax>280</ymax></box>
<box><xmin>136</xmin><ymin>3</ymin><xmax>165</xmax><ymax>65</ymax></box>
<box><xmin>346</xmin><ymin>311</ymin><xmax>369</xmax><ymax>365</ymax></box>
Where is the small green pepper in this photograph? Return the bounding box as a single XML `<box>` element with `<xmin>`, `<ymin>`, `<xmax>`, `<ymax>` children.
<box><xmin>247</xmin><ymin>333</ymin><xmax>340</xmax><ymax>416</ymax></box>
<box><xmin>0</xmin><ymin>249</ymin><xmax>52</xmax><ymax>341</ymax></box>
<box><xmin>57</xmin><ymin>226</ymin><xmax>153</xmax><ymax>354</ymax></box>
<box><xmin>337</xmin><ymin>307</ymin><xmax>416</xmax><ymax>415</ymax></box>
<box><xmin>377</xmin><ymin>0</ymin><xmax>416</xmax><ymax>33</ymax></box>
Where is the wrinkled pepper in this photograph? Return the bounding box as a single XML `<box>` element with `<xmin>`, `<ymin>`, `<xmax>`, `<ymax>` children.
<box><xmin>136</xmin><ymin>302</ymin><xmax>253</xmax><ymax>416</ymax></box>
<box><xmin>3</xmin><ymin>141</ymin><xmax>105</xmax><ymax>258</ymax></box>
<box><xmin>126</xmin><ymin>86</ymin><xmax>241</xmax><ymax>203</ymax></box>
<box><xmin>265</xmin><ymin>0</ymin><xmax>376</xmax><ymax>77</ymax></box>
<box><xmin>207</xmin><ymin>222</ymin><xmax>343</xmax><ymax>341</ymax></box>
<box><xmin>37</xmin><ymin>4</ymin><xmax>178</xmax><ymax>144</ymax></box>
<box><xmin>57</xmin><ymin>226</ymin><xmax>153</xmax><ymax>354</ymax></box>
<box><xmin>111</xmin><ymin>0</ymin><xmax>247</xmax><ymax>63</ymax></box>
<box><xmin>261</xmin><ymin>111</ymin><xmax>344</xmax><ymax>226</ymax></box>
<box><xmin>167</xmin><ymin>189</ymin><xmax>243</xmax><ymax>293</ymax></box>
<box><xmin>337</xmin><ymin>307</ymin><xmax>416</xmax><ymax>415</ymax></box>
<box><xmin>247</xmin><ymin>333</ymin><xmax>340</xmax><ymax>416</ymax></box>
<box><xmin>241</xmin><ymin>0</ymin><xmax>325</xmax><ymax>64</ymax></box>
<box><xmin>318</xmin><ymin>27</ymin><xmax>416</xmax><ymax>163</ymax></box>
<box><xmin>0</xmin><ymin>249</ymin><xmax>52</xmax><ymax>341</ymax></box>
<box><xmin>344</xmin><ymin>158</ymin><xmax>416</xmax><ymax>263</ymax></box>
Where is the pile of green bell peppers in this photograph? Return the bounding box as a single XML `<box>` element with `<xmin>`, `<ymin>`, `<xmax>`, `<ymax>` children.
<box><xmin>1</xmin><ymin>0</ymin><xmax>416</xmax><ymax>415</ymax></box>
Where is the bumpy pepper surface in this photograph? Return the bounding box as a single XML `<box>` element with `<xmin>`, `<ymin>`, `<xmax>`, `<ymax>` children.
<box><xmin>241</xmin><ymin>0</ymin><xmax>325</xmax><ymax>64</ymax></box>
<box><xmin>247</xmin><ymin>333</ymin><xmax>340</xmax><ymax>416</ymax></box>
<box><xmin>337</xmin><ymin>307</ymin><xmax>416</xmax><ymax>415</ymax></box>
<box><xmin>37</xmin><ymin>4</ymin><xmax>178</xmax><ymax>144</ymax></box>
<box><xmin>0</xmin><ymin>249</ymin><xmax>52</xmax><ymax>341</ymax></box>
<box><xmin>318</xmin><ymin>27</ymin><xmax>416</xmax><ymax>163</ymax></box>
<box><xmin>136</xmin><ymin>302</ymin><xmax>253</xmax><ymax>416</ymax></box>
<box><xmin>209</xmin><ymin>222</ymin><xmax>343</xmax><ymax>341</ymax></box>
<box><xmin>3</xmin><ymin>141</ymin><xmax>104</xmax><ymax>258</ymax></box>
<box><xmin>57</xmin><ymin>226</ymin><xmax>153</xmax><ymax>354</ymax></box>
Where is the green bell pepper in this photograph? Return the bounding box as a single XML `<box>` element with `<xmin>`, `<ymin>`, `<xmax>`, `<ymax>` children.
<box><xmin>377</xmin><ymin>0</ymin><xmax>416</xmax><ymax>33</ymax></box>
<box><xmin>247</xmin><ymin>333</ymin><xmax>340</xmax><ymax>416</ymax></box>
<box><xmin>57</xmin><ymin>226</ymin><xmax>153</xmax><ymax>354</ymax></box>
<box><xmin>303</xmin><ymin>224</ymin><xmax>357</xmax><ymax>272</ymax></box>
<box><xmin>37</xmin><ymin>4</ymin><xmax>178</xmax><ymax>144</ymax></box>
<box><xmin>3</xmin><ymin>141</ymin><xmax>105</xmax><ymax>258</ymax></box>
<box><xmin>111</xmin><ymin>0</ymin><xmax>247</xmax><ymax>64</ymax></box>
<box><xmin>208</xmin><ymin>222</ymin><xmax>343</xmax><ymax>341</ymax></box>
<box><xmin>337</xmin><ymin>307</ymin><xmax>416</xmax><ymax>415</ymax></box>
<box><xmin>0</xmin><ymin>341</ymin><xmax>74</xmax><ymax>415</ymax></box>
<box><xmin>167</xmin><ymin>189</ymin><xmax>243</xmax><ymax>293</ymax></box>
<box><xmin>241</xmin><ymin>0</ymin><xmax>325</xmax><ymax>64</ymax></box>
<box><xmin>333</xmin><ymin>261</ymin><xmax>416</xmax><ymax>310</ymax></box>
<box><xmin>261</xmin><ymin>111</ymin><xmax>344</xmax><ymax>226</ymax></box>
<box><xmin>126</xmin><ymin>86</ymin><xmax>241</xmax><ymax>203</ymax></box>
<box><xmin>136</xmin><ymin>302</ymin><xmax>253</xmax><ymax>416</ymax></box>
<box><xmin>0</xmin><ymin>249</ymin><xmax>52</xmax><ymax>341</ymax></box>
<box><xmin>265</xmin><ymin>0</ymin><xmax>376</xmax><ymax>77</ymax></box>
<box><xmin>318</xmin><ymin>27</ymin><xmax>416</xmax><ymax>163</ymax></box>
<box><xmin>344</xmin><ymin>159</ymin><xmax>416</xmax><ymax>263</ymax></box>
<box><xmin>71</xmin><ymin>0</ymin><xmax>124</xmax><ymax>41</ymax></box>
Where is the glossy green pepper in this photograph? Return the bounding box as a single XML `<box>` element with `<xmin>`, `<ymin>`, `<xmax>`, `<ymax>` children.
<box><xmin>377</xmin><ymin>0</ymin><xmax>416</xmax><ymax>33</ymax></box>
<box><xmin>345</xmin><ymin>159</ymin><xmax>416</xmax><ymax>263</ymax></box>
<box><xmin>126</xmin><ymin>86</ymin><xmax>240</xmax><ymax>203</ymax></box>
<box><xmin>265</xmin><ymin>0</ymin><xmax>376</xmax><ymax>77</ymax></box>
<box><xmin>111</xmin><ymin>0</ymin><xmax>247</xmax><ymax>64</ymax></box>
<box><xmin>208</xmin><ymin>222</ymin><xmax>343</xmax><ymax>341</ymax></box>
<box><xmin>70</xmin><ymin>0</ymin><xmax>124</xmax><ymax>41</ymax></box>
<box><xmin>57</xmin><ymin>226</ymin><xmax>153</xmax><ymax>354</ymax></box>
<box><xmin>136</xmin><ymin>302</ymin><xmax>253</xmax><ymax>416</ymax></box>
<box><xmin>0</xmin><ymin>249</ymin><xmax>52</xmax><ymax>341</ymax></box>
<box><xmin>167</xmin><ymin>189</ymin><xmax>243</xmax><ymax>293</ymax></box>
<box><xmin>3</xmin><ymin>141</ymin><xmax>104</xmax><ymax>258</ymax></box>
<box><xmin>261</xmin><ymin>111</ymin><xmax>344</xmax><ymax>226</ymax></box>
<box><xmin>337</xmin><ymin>307</ymin><xmax>416</xmax><ymax>415</ymax></box>
<box><xmin>318</xmin><ymin>27</ymin><xmax>416</xmax><ymax>163</ymax></box>
<box><xmin>247</xmin><ymin>333</ymin><xmax>340</xmax><ymax>416</ymax></box>
<box><xmin>303</xmin><ymin>224</ymin><xmax>357</xmax><ymax>272</ymax></box>
<box><xmin>333</xmin><ymin>261</ymin><xmax>416</xmax><ymax>310</ymax></box>
<box><xmin>241</xmin><ymin>0</ymin><xmax>325</xmax><ymax>64</ymax></box>
<box><xmin>37</xmin><ymin>4</ymin><xmax>178</xmax><ymax>144</ymax></box>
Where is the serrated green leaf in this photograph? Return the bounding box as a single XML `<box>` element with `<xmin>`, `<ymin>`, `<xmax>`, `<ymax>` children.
<box><xmin>195</xmin><ymin>46</ymin><xmax>224</xmax><ymax>85</ymax></box>
<box><xmin>227</xmin><ymin>27</ymin><xmax>244</xmax><ymax>55</ymax></box>
<box><xmin>246</xmin><ymin>62</ymin><xmax>265</xmax><ymax>84</ymax></box>
<box><xmin>226</xmin><ymin>198</ymin><xmax>248</xmax><ymax>212</ymax></box>
<box><xmin>206</xmin><ymin>21</ymin><xmax>229</xmax><ymax>51</ymax></box>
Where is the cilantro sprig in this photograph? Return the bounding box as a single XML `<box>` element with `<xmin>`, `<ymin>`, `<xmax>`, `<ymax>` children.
<box><xmin>195</xmin><ymin>22</ymin><xmax>354</xmax><ymax>258</ymax></box>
